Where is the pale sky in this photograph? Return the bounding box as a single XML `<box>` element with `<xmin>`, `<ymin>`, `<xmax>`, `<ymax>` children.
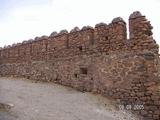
<box><xmin>0</xmin><ymin>0</ymin><xmax>160</xmax><ymax>47</ymax></box>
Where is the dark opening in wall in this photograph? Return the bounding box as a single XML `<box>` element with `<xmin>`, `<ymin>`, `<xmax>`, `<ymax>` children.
<box><xmin>53</xmin><ymin>47</ymin><xmax>56</xmax><ymax>50</ymax></box>
<box><xmin>78</xmin><ymin>46</ymin><xmax>83</xmax><ymax>51</ymax></box>
<box><xmin>80</xmin><ymin>67</ymin><xmax>88</xmax><ymax>75</ymax></box>
<box><xmin>105</xmin><ymin>36</ymin><xmax>108</xmax><ymax>40</ymax></box>
<box><xmin>74</xmin><ymin>73</ymin><xmax>78</xmax><ymax>78</ymax></box>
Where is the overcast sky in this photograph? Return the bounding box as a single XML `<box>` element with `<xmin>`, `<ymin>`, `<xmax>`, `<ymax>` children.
<box><xmin>0</xmin><ymin>0</ymin><xmax>160</xmax><ymax>47</ymax></box>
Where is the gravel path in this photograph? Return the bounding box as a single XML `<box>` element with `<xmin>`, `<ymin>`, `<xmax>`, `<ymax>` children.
<box><xmin>0</xmin><ymin>77</ymin><xmax>140</xmax><ymax>120</ymax></box>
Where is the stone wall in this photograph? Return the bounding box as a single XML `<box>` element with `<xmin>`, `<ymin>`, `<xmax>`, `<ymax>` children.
<box><xmin>0</xmin><ymin>11</ymin><xmax>160</xmax><ymax>120</ymax></box>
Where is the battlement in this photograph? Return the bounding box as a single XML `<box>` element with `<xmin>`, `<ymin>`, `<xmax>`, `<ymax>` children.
<box><xmin>0</xmin><ymin>11</ymin><xmax>159</xmax><ymax>64</ymax></box>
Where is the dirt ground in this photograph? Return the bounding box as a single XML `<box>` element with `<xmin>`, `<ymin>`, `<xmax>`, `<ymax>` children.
<box><xmin>0</xmin><ymin>77</ymin><xmax>141</xmax><ymax>120</ymax></box>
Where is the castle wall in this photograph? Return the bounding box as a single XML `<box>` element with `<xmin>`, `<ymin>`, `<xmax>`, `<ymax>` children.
<box><xmin>0</xmin><ymin>11</ymin><xmax>160</xmax><ymax>120</ymax></box>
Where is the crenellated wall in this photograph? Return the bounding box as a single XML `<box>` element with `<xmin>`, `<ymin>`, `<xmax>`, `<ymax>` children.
<box><xmin>0</xmin><ymin>12</ymin><xmax>158</xmax><ymax>64</ymax></box>
<box><xmin>0</xmin><ymin>11</ymin><xmax>160</xmax><ymax>120</ymax></box>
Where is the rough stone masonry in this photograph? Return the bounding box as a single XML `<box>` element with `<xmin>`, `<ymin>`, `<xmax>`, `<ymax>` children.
<box><xmin>0</xmin><ymin>11</ymin><xmax>160</xmax><ymax>120</ymax></box>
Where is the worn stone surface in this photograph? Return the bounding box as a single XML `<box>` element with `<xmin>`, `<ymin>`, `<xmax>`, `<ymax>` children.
<box><xmin>0</xmin><ymin>11</ymin><xmax>160</xmax><ymax>120</ymax></box>
<box><xmin>0</xmin><ymin>78</ymin><xmax>141</xmax><ymax>120</ymax></box>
